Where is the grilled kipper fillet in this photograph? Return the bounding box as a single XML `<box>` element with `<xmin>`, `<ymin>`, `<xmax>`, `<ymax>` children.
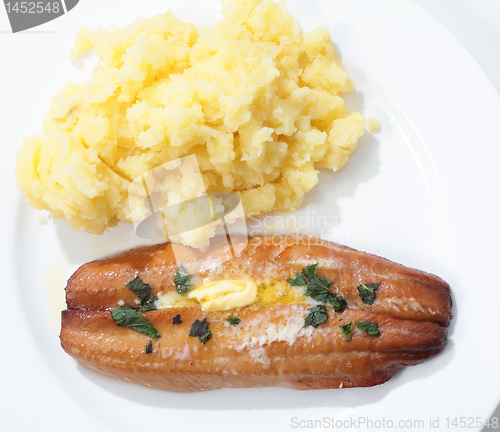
<box><xmin>60</xmin><ymin>235</ymin><xmax>452</xmax><ymax>391</ymax></box>
<box><xmin>62</xmin><ymin>306</ymin><xmax>446</xmax><ymax>391</ymax></box>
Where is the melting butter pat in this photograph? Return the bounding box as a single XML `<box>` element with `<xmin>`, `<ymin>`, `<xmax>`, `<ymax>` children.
<box><xmin>187</xmin><ymin>280</ymin><xmax>258</xmax><ymax>312</ymax></box>
<box><xmin>156</xmin><ymin>291</ymin><xmax>198</xmax><ymax>309</ymax></box>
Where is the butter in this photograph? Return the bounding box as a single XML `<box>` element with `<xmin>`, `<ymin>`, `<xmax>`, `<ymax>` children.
<box><xmin>157</xmin><ymin>277</ymin><xmax>309</xmax><ymax>312</ymax></box>
<box><xmin>258</xmin><ymin>280</ymin><xmax>306</xmax><ymax>304</ymax></box>
<box><xmin>187</xmin><ymin>279</ymin><xmax>258</xmax><ymax>312</ymax></box>
<box><xmin>156</xmin><ymin>291</ymin><xmax>198</xmax><ymax>309</ymax></box>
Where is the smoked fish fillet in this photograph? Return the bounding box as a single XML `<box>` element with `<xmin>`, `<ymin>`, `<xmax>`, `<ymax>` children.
<box><xmin>60</xmin><ymin>236</ymin><xmax>452</xmax><ymax>391</ymax></box>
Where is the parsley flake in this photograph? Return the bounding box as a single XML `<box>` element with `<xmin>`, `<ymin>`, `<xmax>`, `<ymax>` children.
<box><xmin>145</xmin><ymin>340</ymin><xmax>153</xmax><ymax>354</ymax></box>
<box><xmin>124</xmin><ymin>276</ymin><xmax>157</xmax><ymax>312</ymax></box>
<box><xmin>304</xmin><ymin>305</ymin><xmax>328</xmax><ymax>328</ymax></box>
<box><xmin>302</xmin><ymin>263</ymin><xmax>318</xmax><ymax>280</ymax></box>
<box><xmin>125</xmin><ymin>276</ymin><xmax>152</xmax><ymax>305</ymax></box>
<box><xmin>306</xmin><ymin>276</ymin><xmax>335</xmax><ymax>303</ymax></box>
<box><xmin>175</xmin><ymin>266</ymin><xmax>192</xmax><ymax>295</ymax></box>
<box><xmin>287</xmin><ymin>272</ymin><xmax>306</xmax><ymax>287</ymax></box>
<box><xmin>288</xmin><ymin>263</ymin><xmax>346</xmax><ymax>312</ymax></box>
<box><xmin>173</xmin><ymin>314</ymin><xmax>182</xmax><ymax>325</ymax></box>
<box><xmin>330</xmin><ymin>295</ymin><xmax>347</xmax><ymax>313</ymax></box>
<box><xmin>111</xmin><ymin>306</ymin><xmax>160</xmax><ymax>339</ymax></box>
<box><xmin>137</xmin><ymin>295</ymin><xmax>158</xmax><ymax>313</ymax></box>
<box><xmin>357</xmin><ymin>282</ymin><xmax>381</xmax><ymax>304</ymax></box>
<box><xmin>339</xmin><ymin>321</ymin><xmax>354</xmax><ymax>341</ymax></box>
<box><xmin>355</xmin><ymin>321</ymin><xmax>380</xmax><ymax>337</ymax></box>
<box><xmin>189</xmin><ymin>318</ymin><xmax>212</xmax><ymax>344</ymax></box>
<box><xmin>226</xmin><ymin>316</ymin><xmax>241</xmax><ymax>326</ymax></box>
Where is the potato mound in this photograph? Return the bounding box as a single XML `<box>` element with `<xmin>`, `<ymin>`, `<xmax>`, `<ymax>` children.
<box><xmin>16</xmin><ymin>0</ymin><xmax>365</xmax><ymax>239</ymax></box>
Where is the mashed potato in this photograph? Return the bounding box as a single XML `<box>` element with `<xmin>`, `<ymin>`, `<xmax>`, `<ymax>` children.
<box><xmin>16</xmin><ymin>0</ymin><xmax>365</xmax><ymax>243</ymax></box>
<box><xmin>367</xmin><ymin>116</ymin><xmax>381</xmax><ymax>132</ymax></box>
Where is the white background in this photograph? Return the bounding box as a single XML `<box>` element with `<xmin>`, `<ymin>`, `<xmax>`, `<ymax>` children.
<box><xmin>414</xmin><ymin>0</ymin><xmax>500</xmax><ymax>426</ymax></box>
<box><xmin>1</xmin><ymin>0</ymin><xmax>500</xmax><ymax>430</ymax></box>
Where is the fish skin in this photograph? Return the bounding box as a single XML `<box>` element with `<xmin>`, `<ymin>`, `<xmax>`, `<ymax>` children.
<box><xmin>61</xmin><ymin>235</ymin><xmax>452</xmax><ymax>391</ymax></box>
<box><xmin>60</xmin><ymin>305</ymin><xmax>447</xmax><ymax>392</ymax></box>
<box><xmin>65</xmin><ymin>236</ymin><xmax>452</xmax><ymax>326</ymax></box>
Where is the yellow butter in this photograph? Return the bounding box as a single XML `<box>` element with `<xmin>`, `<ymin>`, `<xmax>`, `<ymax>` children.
<box><xmin>258</xmin><ymin>280</ymin><xmax>306</xmax><ymax>304</ymax></box>
<box><xmin>156</xmin><ymin>290</ymin><xmax>199</xmax><ymax>309</ymax></box>
<box><xmin>187</xmin><ymin>279</ymin><xmax>258</xmax><ymax>312</ymax></box>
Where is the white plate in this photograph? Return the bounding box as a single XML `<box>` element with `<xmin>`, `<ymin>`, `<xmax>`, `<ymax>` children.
<box><xmin>3</xmin><ymin>1</ymin><xmax>500</xmax><ymax>431</ymax></box>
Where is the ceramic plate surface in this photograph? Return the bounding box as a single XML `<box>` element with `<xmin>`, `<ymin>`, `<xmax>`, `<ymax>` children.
<box><xmin>2</xmin><ymin>1</ymin><xmax>500</xmax><ymax>431</ymax></box>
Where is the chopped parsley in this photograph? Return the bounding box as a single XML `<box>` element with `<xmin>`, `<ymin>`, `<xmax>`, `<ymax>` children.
<box><xmin>137</xmin><ymin>295</ymin><xmax>158</xmax><ymax>313</ymax></box>
<box><xmin>172</xmin><ymin>314</ymin><xmax>182</xmax><ymax>325</ymax></box>
<box><xmin>287</xmin><ymin>272</ymin><xmax>306</xmax><ymax>287</ymax></box>
<box><xmin>288</xmin><ymin>262</ymin><xmax>346</xmax><ymax>312</ymax></box>
<box><xmin>174</xmin><ymin>265</ymin><xmax>192</xmax><ymax>295</ymax></box>
<box><xmin>355</xmin><ymin>321</ymin><xmax>380</xmax><ymax>337</ymax></box>
<box><xmin>125</xmin><ymin>276</ymin><xmax>152</xmax><ymax>304</ymax></box>
<box><xmin>226</xmin><ymin>316</ymin><xmax>241</xmax><ymax>326</ymax></box>
<box><xmin>357</xmin><ymin>282</ymin><xmax>381</xmax><ymax>305</ymax></box>
<box><xmin>189</xmin><ymin>318</ymin><xmax>212</xmax><ymax>344</ymax></box>
<box><xmin>112</xmin><ymin>277</ymin><xmax>159</xmax><ymax>336</ymax></box>
<box><xmin>304</xmin><ymin>305</ymin><xmax>328</xmax><ymax>328</ymax></box>
<box><xmin>338</xmin><ymin>321</ymin><xmax>354</xmax><ymax>341</ymax></box>
<box><xmin>111</xmin><ymin>306</ymin><xmax>160</xmax><ymax>339</ymax></box>
<box><xmin>123</xmin><ymin>276</ymin><xmax>157</xmax><ymax>312</ymax></box>
<box><xmin>306</xmin><ymin>276</ymin><xmax>336</xmax><ymax>304</ymax></box>
<box><xmin>302</xmin><ymin>263</ymin><xmax>318</xmax><ymax>280</ymax></box>
<box><xmin>145</xmin><ymin>340</ymin><xmax>153</xmax><ymax>354</ymax></box>
<box><xmin>330</xmin><ymin>295</ymin><xmax>347</xmax><ymax>313</ymax></box>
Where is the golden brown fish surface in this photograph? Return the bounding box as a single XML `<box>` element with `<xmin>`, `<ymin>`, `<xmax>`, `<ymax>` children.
<box><xmin>60</xmin><ymin>235</ymin><xmax>452</xmax><ymax>392</ymax></box>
